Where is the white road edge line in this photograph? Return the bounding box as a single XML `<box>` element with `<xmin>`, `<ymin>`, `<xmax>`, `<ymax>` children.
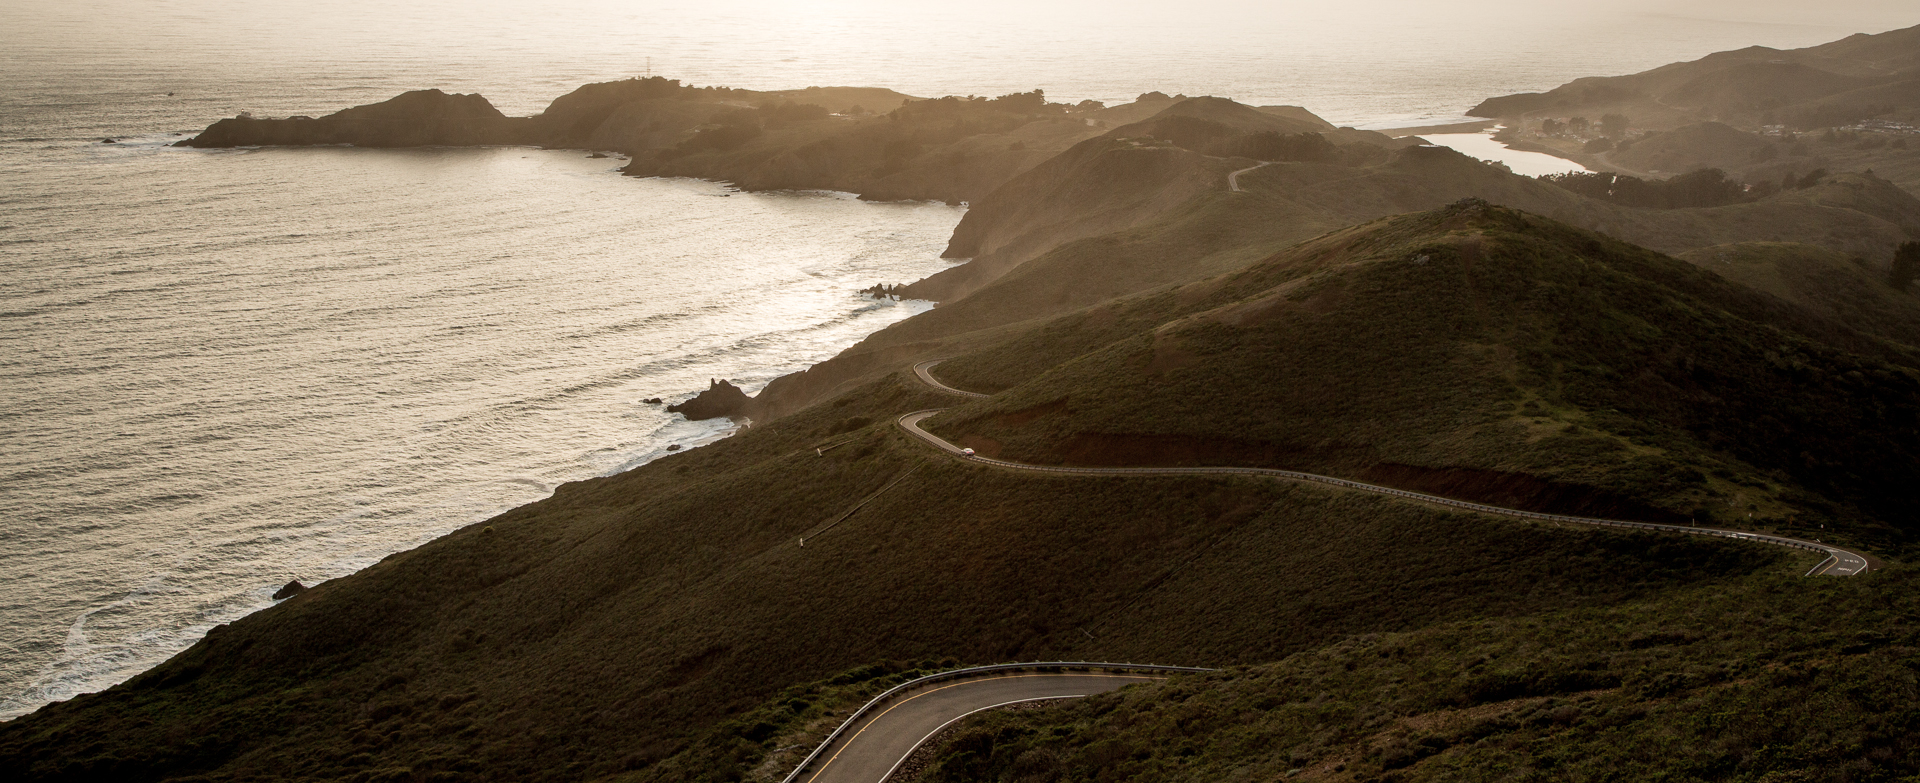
<box><xmin>876</xmin><ymin>695</ymin><xmax>1088</xmax><ymax>783</ymax></box>
<box><xmin>1806</xmin><ymin>553</ymin><xmax>1839</xmax><ymax>577</ymax></box>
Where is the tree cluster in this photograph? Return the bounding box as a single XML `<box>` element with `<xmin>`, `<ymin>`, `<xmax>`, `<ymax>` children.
<box><xmin>1227</xmin><ymin>131</ymin><xmax>1339</xmax><ymax>162</ymax></box>
<box><xmin>1541</xmin><ymin>114</ymin><xmax>1627</xmax><ymax>142</ymax></box>
<box><xmin>1893</xmin><ymin>242</ymin><xmax>1919</xmax><ymax>293</ymax></box>
<box><xmin>1538</xmin><ymin>168</ymin><xmax>1754</xmax><ymax>209</ymax></box>
<box><xmin>1778</xmin><ymin>168</ymin><xmax>1828</xmax><ymax>191</ymax></box>
<box><xmin>890</xmin><ymin>90</ymin><xmax>1068</xmax><ymax>122</ymax></box>
<box><xmin>1140</xmin><ymin>117</ymin><xmax>1340</xmax><ymax>163</ymax></box>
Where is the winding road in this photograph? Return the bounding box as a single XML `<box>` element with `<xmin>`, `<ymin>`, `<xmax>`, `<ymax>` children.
<box><xmin>1227</xmin><ymin>161</ymin><xmax>1275</xmax><ymax>192</ymax></box>
<box><xmin>903</xmin><ymin>361</ymin><xmax>1872</xmax><ymax>577</ymax></box>
<box><xmin>793</xmin><ymin>671</ymin><xmax>1168</xmax><ymax>783</ymax></box>
<box><xmin>778</xmin><ymin>362</ymin><xmax>1875</xmax><ymax>783</ymax></box>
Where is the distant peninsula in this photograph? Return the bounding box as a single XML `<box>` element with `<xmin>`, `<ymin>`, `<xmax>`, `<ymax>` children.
<box><xmin>1468</xmin><ymin>23</ymin><xmax>1920</xmax><ymax>193</ymax></box>
<box><xmin>178</xmin><ymin>78</ymin><xmax>1391</xmax><ymax>205</ymax></box>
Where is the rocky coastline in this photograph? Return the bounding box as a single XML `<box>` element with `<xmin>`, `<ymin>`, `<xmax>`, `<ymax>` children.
<box><xmin>12</xmin><ymin>25</ymin><xmax>1920</xmax><ymax>780</ymax></box>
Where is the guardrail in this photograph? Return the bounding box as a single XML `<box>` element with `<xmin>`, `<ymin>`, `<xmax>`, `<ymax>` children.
<box><xmin>778</xmin><ymin>661</ymin><xmax>1212</xmax><ymax>783</ymax></box>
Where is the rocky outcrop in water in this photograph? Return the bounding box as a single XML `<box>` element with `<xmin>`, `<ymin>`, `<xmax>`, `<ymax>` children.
<box><xmin>272</xmin><ymin>580</ymin><xmax>307</xmax><ymax>600</ymax></box>
<box><xmin>667</xmin><ymin>379</ymin><xmax>753</xmax><ymax>421</ymax></box>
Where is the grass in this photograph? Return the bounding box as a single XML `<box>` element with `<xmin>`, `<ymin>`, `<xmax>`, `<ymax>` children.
<box><xmin>8</xmin><ymin>193</ymin><xmax>1918</xmax><ymax>782</ymax></box>
<box><xmin>0</xmin><ymin>362</ymin><xmax>1792</xmax><ymax>782</ymax></box>
<box><xmin>760</xmin><ymin>143</ymin><xmax>1920</xmax><ymax>421</ymax></box>
<box><xmin>1675</xmin><ymin>241</ymin><xmax>1920</xmax><ymax>350</ymax></box>
<box><xmin>627</xmin><ymin>97</ymin><xmax>1105</xmax><ymax>204</ymax></box>
<box><xmin>899</xmin><ymin>566</ymin><xmax>1920</xmax><ymax>783</ymax></box>
<box><xmin>931</xmin><ymin>203</ymin><xmax>1920</xmax><ymax>556</ymax></box>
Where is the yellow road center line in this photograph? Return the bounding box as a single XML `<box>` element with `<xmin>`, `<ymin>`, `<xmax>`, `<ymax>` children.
<box><xmin>804</xmin><ymin>673</ymin><xmax>1164</xmax><ymax>782</ymax></box>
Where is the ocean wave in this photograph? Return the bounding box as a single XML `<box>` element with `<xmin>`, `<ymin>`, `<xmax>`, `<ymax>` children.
<box><xmin>0</xmin><ymin>141</ymin><xmax>959</xmax><ymax>721</ymax></box>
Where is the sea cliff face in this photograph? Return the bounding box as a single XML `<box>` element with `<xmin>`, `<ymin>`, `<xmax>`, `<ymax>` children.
<box><xmin>175</xmin><ymin>78</ymin><xmax>1114</xmax><ymax>204</ymax></box>
<box><xmin>179</xmin><ymin>89</ymin><xmax>533</xmax><ymax>148</ymax></box>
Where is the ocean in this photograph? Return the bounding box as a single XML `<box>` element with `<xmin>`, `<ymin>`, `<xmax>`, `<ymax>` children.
<box><xmin>3</xmin><ymin>0</ymin><xmax>1912</xmax><ymax>721</ymax></box>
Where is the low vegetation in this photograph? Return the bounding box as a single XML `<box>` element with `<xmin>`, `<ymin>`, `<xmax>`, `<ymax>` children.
<box><xmin>1674</xmin><ymin>242</ymin><xmax>1920</xmax><ymax>348</ymax></box>
<box><xmin>0</xmin><ymin>350</ymin><xmax>1797</xmax><ymax>782</ymax></box>
<box><xmin>1539</xmin><ymin>168</ymin><xmax>1754</xmax><ymax>209</ymax></box>
<box><xmin>1468</xmin><ymin>25</ymin><xmax>1920</xmax><ymax>133</ymax></box>
<box><xmin>901</xmin><ymin>566</ymin><xmax>1920</xmax><ymax>783</ymax></box>
<box><xmin>23</xmin><ymin>51</ymin><xmax>1920</xmax><ymax>778</ymax></box>
<box><xmin>934</xmin><ymin>202</ymin><xmax>1920</xmax><ymax>556</ymax></box>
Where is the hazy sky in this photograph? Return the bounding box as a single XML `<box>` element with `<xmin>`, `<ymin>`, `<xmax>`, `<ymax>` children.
<box><xmin>4</xmin><ymin>0</ymin><xmax>1915</xmax><ymax>122</ymax></box>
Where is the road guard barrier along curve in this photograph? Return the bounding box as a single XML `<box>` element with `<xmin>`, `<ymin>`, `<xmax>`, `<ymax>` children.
<box><xmin>778</xmin><ymin>662</ymin><xmax>1213</xmax><ymax>783</ymax></box>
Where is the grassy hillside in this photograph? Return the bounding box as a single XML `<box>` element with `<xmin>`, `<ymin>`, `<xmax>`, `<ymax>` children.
<box><xmin>1604</xmin><ymin>121</ymin><xmax>1772</xmax><ymax>175</ymax></box>
<box><xmin>900</xmin><ymin>566</ymin><xmax>1920</xmax><ymax>783</ymax></box>
<box><xmin>1550</xmin><ymin>120</ymin><xmax>1920</xmax><ymax>197</ymax></box>
<box><xmin>750</xmin><ymin>144</ymin><xmax>1920</xmax><ymax>422</ymax></box>
<box><xmin>10</xmin><ymin>173</ymin><xmax>1918</xmax><ymax>781</ymax></box>
<box><xmin>1469</xmin><ymin>23</ymin><xmax>1920</xmax><ymax>130</ymax></box>
<box><xmin>0</xmin><ymin>363</ymin><xmax>1786</xmax><ymax>782</ymax></box>
<box><xmin>1676</xmin><ymin>241</ymin><xmax>1920</xmax><ymax>348</ymax></box>
<box><xmin>909</xmin><ymin>96</ymin><xmax>1380</xmax><ymax>304</ymax></box>
<box><xmin>620</xmin><ymin>92</ymin><xmax>1110</xmax><ymax>204</ymax></box>
<box><xmin>17</xmin><ymin>212</ymin><xmax>1886</xmax><ymax>783</ymax></box>
<box><xmin>1465</xmin><ymin>26</ymin><xmax>1920</xmax><ymax>203</ymax></box>
<box><xmin>931</xmin><ymin>203</ymin><xmax>1920</xmax><ymax>553</ymax></box>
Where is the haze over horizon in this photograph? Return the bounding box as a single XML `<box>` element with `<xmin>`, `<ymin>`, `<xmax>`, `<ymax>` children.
<box><xmin>6</xmin><ymin>0</ymin><xmax>1917</xmax><ymax>125</ymax></box>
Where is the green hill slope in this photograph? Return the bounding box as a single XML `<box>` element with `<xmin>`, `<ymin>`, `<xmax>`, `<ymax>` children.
<box><xmin>930</xmin><ymin>202</ymin><xmax>1920</xmax><ymax>551</ymax></box>
<box><xmin>1676</xmin><ymin>241</ymin><xmax>1920</xmax><ymax>348</ymax></box>
<box><xmin>5</xmin><ymin>205</ymin><xmax>1866</xmax><ymax>783</ymax></box>
<box><xmin>1469</xmin><ymin>23</ymin><xmax>1920</xmax><ymax>129</ymax></box>
<box><xmin>748</xmin><ymin>143</ymin><xmax>1920</xmax><ymax>422</ymax></box>
<box><xmin>909</xmin><ymin>96</ymin><xmax>1372</xmax><ymax>304</ymax></box>
<box><xmin>0</xmin><ymin>375</ymin><xmax>1785</xmax><ymax>783</ymax></box>
<box><xmin>897</xmin><ymin>566</ymin><xmax>1920</xmax><ymax>783</ymax></box>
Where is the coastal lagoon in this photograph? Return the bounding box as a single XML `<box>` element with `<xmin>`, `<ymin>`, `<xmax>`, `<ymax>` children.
<box><xmin>5</xmin><ymin>0</ymin><xmax>1916</xmax><ymax>720</ymax></box>
<box><xmin>1420</xmin><ymin>132</ymin><xmax>1590</xmax><ymax>177</ymax></box>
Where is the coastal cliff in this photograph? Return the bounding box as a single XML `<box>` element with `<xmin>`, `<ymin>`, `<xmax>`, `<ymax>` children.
<box><xmin>180</xmin><ymin>89</ymin><xmax>532</xmax><ymax>148</ymax></box>
<box><xmin>21</xmin><ymin>28</ymin><xmax>1920</xmax><ymax>782</ymax></box>
<box><xmin>176</xmin><ymin>77</ymin><xmax>1115</xmax><ymax>204</ymax></box>
<box><xmin>665</xmin><ymin>379</ymin><xmax>752</xmax><ymax>421</ymax></box>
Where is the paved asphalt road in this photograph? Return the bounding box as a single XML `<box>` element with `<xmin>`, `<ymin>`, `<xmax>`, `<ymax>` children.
<box><xmin>912</xmin><ymin>360</ymin><xmax>987</xmax><ymax>398</ymax></box>
<box><xmin>1227</xmin><ymin>161</ymin><xmax>1274</xmax><ymax>192</ymax></box>
<box><xmin>902</xmin><ymin>361</ymin><xmax>1873</xmax><ymax>577</ymax></box>
<box><xmin>799</xmin><ymin>673</ymin><xmax>1164</xmax><ymax>783</ymax></box>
